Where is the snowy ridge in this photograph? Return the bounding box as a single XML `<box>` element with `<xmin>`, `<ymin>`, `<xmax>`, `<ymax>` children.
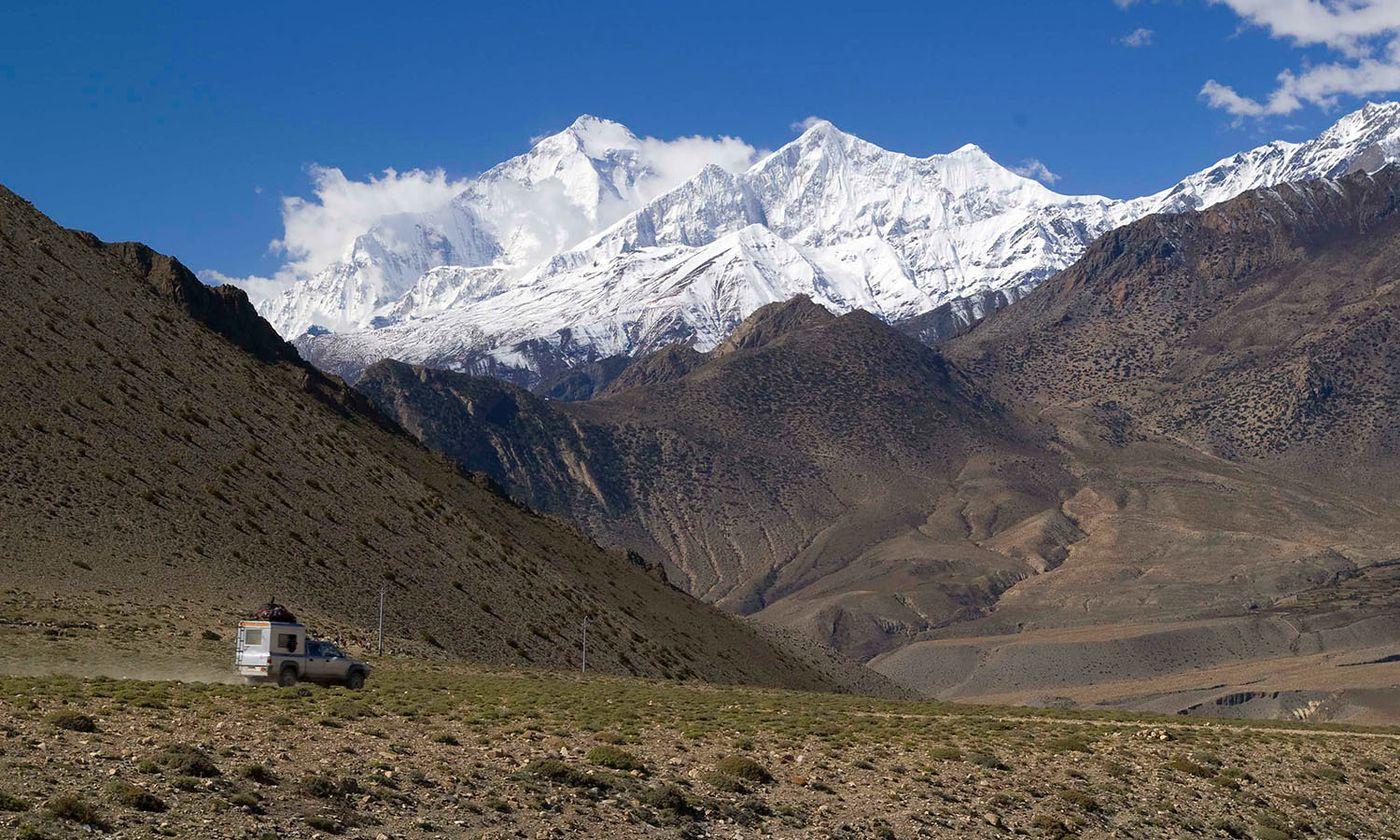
<box><xmin>1128</xmin><ymin>101</ymin><xmax>1400</xmax><ymax>216</ymax></box>
<box><xmin>262</xmin><ymin>103</ymin><xmax>1400</xmax><ymax>384</ymax></box>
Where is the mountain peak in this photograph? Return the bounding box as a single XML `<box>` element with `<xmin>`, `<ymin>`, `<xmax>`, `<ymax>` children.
<box><xmin>796</xmin><ymin>117</ymin><xmax>837</xmax><ymax>136</ymax></box>
<box><xmin>1357</xmin><ymin>100</ymin><xmax>1400</xmax><ymax>119</ymax></box>
<box><xmin>545</xmin><ymin>115</ymin><xmax>639</xmax><ymax>159</ymax></box>
<box><xmin>952</xmin><ymin>142</ymin><xmax>988</xmax><ymax>156</ymax></box>
<box><xmin>1319</xmin><ymin>100</ymin><xmax>1400</xmax><ymax>142</ymax></box>
<box><xmin>713</xmin><ymin>295</ymin><xmax>836</xmax><ymax>357</ymax></box>
<box><xmin>795</xmin><ymin>118</ymin><xmax>859</xmax><ymax>147</ymax></box>
<box><xmin>944</xmin><ymin>142</ymin><xmax>1004</xmax><ymax>168</ymax></box>
<box><xmin>568</xmin><ymin>113</ymin><xmax>611</xmax><ymax>130</ymax></box>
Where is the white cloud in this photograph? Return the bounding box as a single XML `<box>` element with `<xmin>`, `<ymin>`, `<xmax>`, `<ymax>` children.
<box><xmin>209</xmin><ymin>165</ymin><xmax>470</xmax><ymax>304</ymax></box>
<box><xmin>199</xmin><ymin>268</ymin><xmax>286</xmax><ymax>303</ymax></box>
<box><xmin>1119</xmin><ymin>27</ymin><xmax>1155</xmax><ymax>47</ymax></box>
<box><xmin>790</xmin><ymin>115</ymin><xmax>828</xmax><ymax>132</ymax></box>
<box><xmin>1201</xmin><ymin>1</ymin><xmax>1400</xmax><ymax>116</ymax></box>
<box><xmin>1211</xmin><ymin>0</ymin><xmax>1400</xmax><ymax>54</ymax></box>
<box><xmin>1200</xmin><ymin>78</ymin><xmax>1273</xmax><ymax>116</ymax></box>
<box><xmin>1012</xmin><ymin>158</ymin><xmax>1062</xmax><ymax>184</ymax></box>
<box><xmin>635</xmin><ymin>134</ymin><xmax>760</xmax><ymax>200</ymax></box>
<box><xmin>275</xmin><ymin>165</ymin><xmax>470</xmax><ymax>282</ymax></box>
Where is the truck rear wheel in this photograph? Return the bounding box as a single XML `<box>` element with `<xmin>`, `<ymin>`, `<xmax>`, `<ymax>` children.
<box><xmin>277</xmin><ymin>665</ymin><xmax>298</xmax><ymax>687</ymax></box>
<box><xmin>345</xmin><ymin>670</ymin><xmax>365</xmax><ymax>690</ymax></box>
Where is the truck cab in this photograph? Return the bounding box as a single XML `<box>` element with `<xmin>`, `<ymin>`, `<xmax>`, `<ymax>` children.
<box><xmin>302</xmin><ymin>639</ymin><xmax>369</xmax><ymax>688</ymax></box>
<box><xmin>235</xmin><ymin>618</ymin><xmax>370</xmax><ymax>689</ymax></box>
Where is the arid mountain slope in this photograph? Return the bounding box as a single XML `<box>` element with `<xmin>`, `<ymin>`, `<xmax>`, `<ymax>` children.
<box><xmin>948</xmin><ymin>169</ymin><xmax>1400</xmax><ymax>486</ymax></box>
<box><xmin>879</xmin><ymin>169</ymin><xmax>1400</xmax><ymax>712</ymax></box>
<box><xmin>358</xmin><ymin>172</ymin><xmax>1400</xmax><ymax>720</ymax></box>
<box><xmin>0</xmin><ymin>184</ymin><xmax>880</xmax><ymax>694</ymax></box>
<box><xmin>358</xmin><ymin>297</ymin><xmax>1078</xmax><ymax>660</ymax></box>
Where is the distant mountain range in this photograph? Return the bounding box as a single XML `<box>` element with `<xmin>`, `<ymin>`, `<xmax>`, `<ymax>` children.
<box><xmin>357</xmin><ymin>167</ymin><xmax>1400</xmax><ymax>721</ymax></box>
<box><xmin>257</xmin><ymin>103</ymin><xmax>1400</xmax><ymax>387</ymax></box>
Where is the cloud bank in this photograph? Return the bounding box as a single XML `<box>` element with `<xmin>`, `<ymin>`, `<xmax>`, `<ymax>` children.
<box><xmin>279</xmin><ymin>166</ymin><xmax>471</xmax><ymax>285</ymax></box>
<box><xmin>203</xmin><ymin>166</ymin><xmax>470</xmax><ymax>304</ymax></box>
<box><xmin>635</xmin><ymin>134</ymin><xmax>760</xmax><ymax>201</ymax></box>
<box><xmin>1201</xmin><ymin>0</ymin><xmax>1400</xmax><ymax>116</ymax></box>
<box><xmin>212</xmin><ymin>126</ymin><xmax>762</xmax><ymax>305</ymax></box>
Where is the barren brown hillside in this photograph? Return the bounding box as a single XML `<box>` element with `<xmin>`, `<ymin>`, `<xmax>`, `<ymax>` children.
<box><xmin>948</xmin><ymin>169</ymin><xmax>1400</xmax><ymax>486</ymax></box>
<box><xmin>357</xmin><ymin>297</ymin><xmax>1075</xmax><ymax>662</ymax></box>
<box><xmin>357</xmin><ymin>172</ymin><xmax>1400</xmax><ymax>721</ymax></box>
<box><xmin>880</xmin><ymin>170</ymin><xmax>1400</xmax><ymax>717</ymax></box>
<box><xmin>0</xmin><ymin>184</ymin><xmax>888</xmax><ymax>694</ymax></box>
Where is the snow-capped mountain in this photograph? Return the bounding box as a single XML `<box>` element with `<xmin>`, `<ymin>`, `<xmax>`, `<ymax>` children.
<box><xmin>260</xmin><ymin>102</ymin><xmax>1400</xmax><ymax>386</ymax></box>
<box><xmin>1128</xmin><ymin>101</ymin><xmax>1400</xmax><ymax>216</ymax></box>
<box><xmin>259</xmin><ymin>115</ymin><xmax>655</xmax><ymax>336</ymax></box>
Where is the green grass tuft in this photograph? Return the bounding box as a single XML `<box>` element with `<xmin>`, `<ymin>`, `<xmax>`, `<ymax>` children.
<box><xmin>240</xmin><ymin>763</ymin><xmax>279</xmax><ymax>785</ymax></box>
<box><xmin>715</xmin><ymin>754</ymin><xmax>772</xmax><ymax>783</ymax></box>
<box><xmin>107</xmin><ymin>779</ymin><xmax>167</xmax><ymax>812</ymax></box>
<box><xmin>524</xmin><ymin>758</ymin><xmax>596</xmax><ymax>787</ymax></box>
<box><xmin>0</xmin><ymin>788</ymin><xmax>29</xmax><ymax>812</ymax></box>
<box><xmin>641</xmin><ymin>784</ymin><xmax>698</xmax><ymax>819</ymax></box>
<box><xmin>45</xmin><ymin>710</ymin><xmax>96</xmax><ymax>733</ymax></box>
<box><xmin>45</xmin><ymin>794</ymin><xmax>108</xmax><ymax>829</ymax></box>
<box><xmin>1047</xmin><ymin>734</ymin><xmax>1093</xmax><ymax>753</ymax></box>
<box><xmin>586</xmin><ymin>744</ymin><xmax>646</xmax><ymax>773</ymax></box>
<box><xmin>299</xmin><ymin>774</ymin><xmax>360</xmax><ymax>799</ymax></box>
<box><xmin>153</xmin><ymin>743</ymin><xmax>221</xmax><ymax>777</ymax></box>
<box><xmin>304</xmin><ymin>815</ymin><xmax>343</xmax><ymax>833</ymax></box>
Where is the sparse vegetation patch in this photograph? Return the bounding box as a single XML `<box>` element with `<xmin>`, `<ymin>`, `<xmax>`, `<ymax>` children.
<box><xmin>45</xmin><ymin>710</ymin><xmax>96</xmax><ymax>732</ymax></box>
<box><xmin>715</xmin><ymin>754</ymin><xmax>772</xmax><ymax>783</ymax></box>
<box><xmin>44</xmin><ymin>794</ymin><xmax>107</xmax><ymax>829</ymax></box>
<box><xmin>107</xmin><ymin>779</ymin><xmax>167</xmax><ymax>812</ymax></box>
<box><xmin>586</xmin><ymin>744</ymin><xmax>646</xmax><ymax>773</ymax></box>
<box><xmin>152</xmin><ymin>743</ymin><xmax>220</xmax><ymax>777</ymax></box>
<box><xmin>0</xmin><ymin>665</ymin><xmax>1396</xmax><ymax>838</ymax></box>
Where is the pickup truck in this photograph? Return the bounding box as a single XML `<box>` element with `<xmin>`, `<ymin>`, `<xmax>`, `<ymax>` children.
<box><xmin>235</xmin><ymin>619</ymin><xmax>371</xmax><ymax>689</ymax></box>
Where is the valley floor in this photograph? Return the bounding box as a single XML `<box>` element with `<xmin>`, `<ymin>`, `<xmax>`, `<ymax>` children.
<box><xmin>1</xmin><ymin>663</ymin><xmax>1397</xmax><ymax>839</ymax></box>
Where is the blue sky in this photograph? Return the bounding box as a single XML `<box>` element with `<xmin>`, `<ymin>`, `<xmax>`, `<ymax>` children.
<box><xmin>2</xmin><ymin>1</ymin><xmax>1397</xmax><ymax>281</ymax></box>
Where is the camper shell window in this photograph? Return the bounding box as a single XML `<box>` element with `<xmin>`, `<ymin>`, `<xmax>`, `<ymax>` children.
<box><xmin>242</xmin><ymin>627</ymin><xmax>265</xmax><ymax>647</ymax></box>
<box><xmin>277</xmin><ymin>633</ymin><xmax>298</xmax><ymax>652</ymax></box>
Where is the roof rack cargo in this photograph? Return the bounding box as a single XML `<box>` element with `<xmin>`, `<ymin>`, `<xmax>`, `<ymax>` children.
<box><xmin>249</xmin><ymin>599</ymin><xmax>297</xmax><ymax>624</ymax></box>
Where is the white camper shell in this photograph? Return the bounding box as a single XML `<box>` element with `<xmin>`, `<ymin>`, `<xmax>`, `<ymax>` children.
<box><xmin>236</xmin><ymin>620</ymin><xmax>369</xmax><ymax>688</ymax></box>
<box><xmin>235</xmin><ymin>620</ymin><xmax>305</xmax><ymax>685</ymax></box>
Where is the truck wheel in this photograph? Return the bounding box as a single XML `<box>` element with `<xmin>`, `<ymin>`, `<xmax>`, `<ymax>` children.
<box><xmin>277</xmin><ymin>665</ymin><xmax>298</xmax><ymax>687</ymax></box>
<box><xmin>345</xmin><ymin>670</ymin><xmax>365</xmax><ymax>690</ymax></box>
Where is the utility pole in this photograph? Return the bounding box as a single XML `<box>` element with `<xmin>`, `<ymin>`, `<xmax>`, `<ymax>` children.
<box><xmin>581</xmin><ymin>616</ymin><xmax>589</xmax><ymax>673</ymax></box>
<box><xmin>377</xmin><ymin>586</ymin><xmax>385</xmax><ymax>657</ymax></box>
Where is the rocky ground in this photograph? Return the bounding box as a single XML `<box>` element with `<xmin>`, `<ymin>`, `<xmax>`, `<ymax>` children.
<box><xmin>1</xmin><ymin>663</ymin><xmax>1397</xmax><ymax>839</ymax></box>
